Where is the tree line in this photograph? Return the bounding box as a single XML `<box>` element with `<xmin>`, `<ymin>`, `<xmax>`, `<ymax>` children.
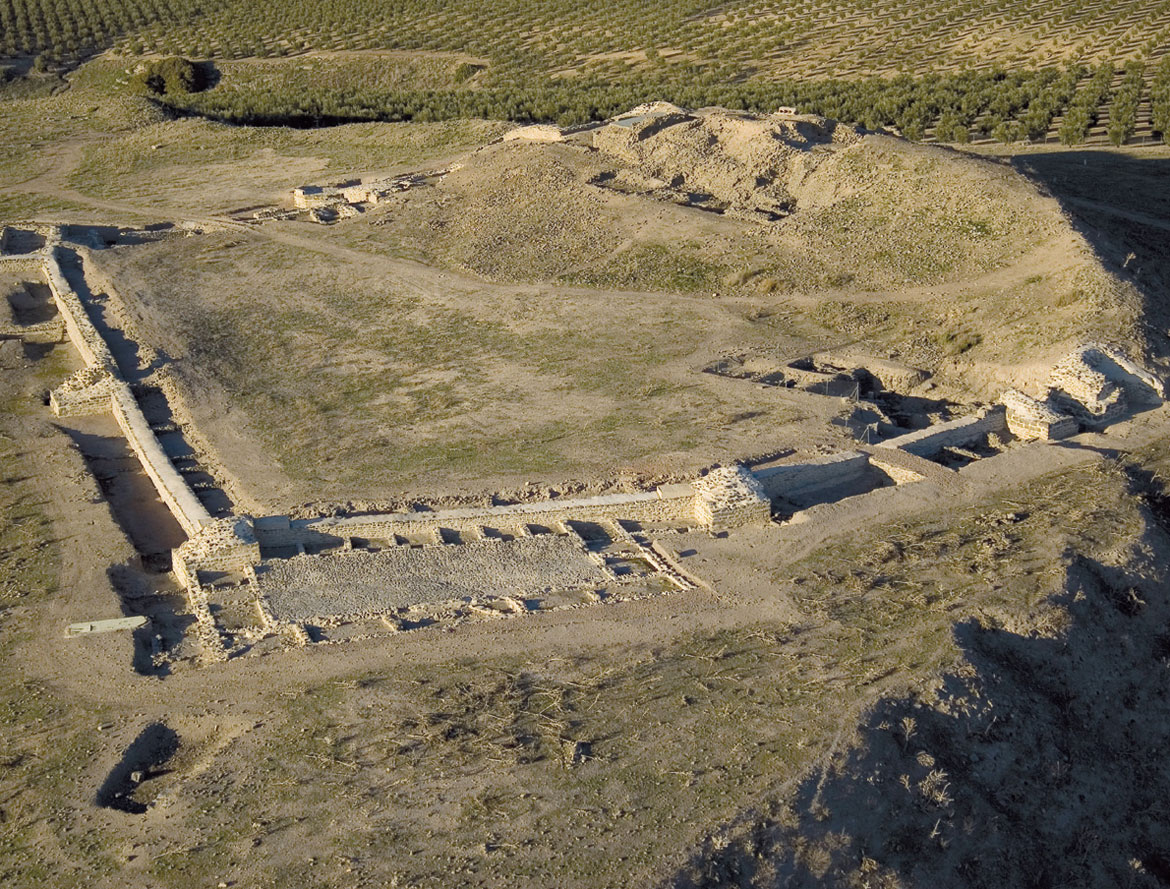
<box><xmin>159</xmin><ymin>62</ymin><xmax>1162</xmax><ymax>145</ymax></box>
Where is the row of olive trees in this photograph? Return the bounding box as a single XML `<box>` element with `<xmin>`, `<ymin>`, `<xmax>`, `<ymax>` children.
<box><xmin>1058</xmin><ymin>62</ymin><xmax>1114</xmax><ymax>144</ymax></box>
<box><xmin>0</xmin><ymin>0</ymin><xmax>206</xmax><ymax>60</ymax></box>
<box><xmin>1107</xmin><ymin>61</ymin><xmax>1145</xmax><ymax>146</ymax></box>
<box><xmin>162</xmin><ymin>62</ymin><xmax>1157</xmax><ymax>146</ymax></box>
<box><xmin>1153</xmin><ymin>57</ymin><xmax>1170</xmax><ymax>138</ymax></box>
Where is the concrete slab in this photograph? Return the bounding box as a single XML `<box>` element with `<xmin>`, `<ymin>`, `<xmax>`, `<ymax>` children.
<box><xmin>66</xmin><ymin>615</ymin><xmax>149</xmax><ymax>636</ymax></box>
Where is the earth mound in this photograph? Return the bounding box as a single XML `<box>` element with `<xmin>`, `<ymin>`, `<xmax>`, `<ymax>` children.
<box><xmin>591</xmin><ymin>107</ymin><xmax>860</xmax><ymax>220</ymax></box>
<box><xmin>86</xmin><ymin>105</ymin><xmax>1144</xmax><ymax>508</ymax></box>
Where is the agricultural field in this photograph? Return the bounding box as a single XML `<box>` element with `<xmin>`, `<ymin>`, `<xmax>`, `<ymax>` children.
<box><xmin>2</xmin><ymin>0</ymin><xmax>1169</xmax><ymax>79</ymax></box>
<box><xmin>2</xmin><ymin>1</ymin><xmax>1170</xmax><ymax>144</ymax></box>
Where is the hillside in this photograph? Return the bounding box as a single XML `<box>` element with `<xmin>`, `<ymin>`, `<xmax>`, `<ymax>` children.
<box><xmin>4</xmin><ymin>6</ymin><xmax>1170</xmax><ymax>889</ymax></box>
<box><xmin>78</xmin><ymin>106</ymin><xmax>1143</xmax><ymax>511</ymax></box>
<box><xmin>3</xmin><ymin>0</ymin><xmax>1168</xmax><ymax>81</ymax></box>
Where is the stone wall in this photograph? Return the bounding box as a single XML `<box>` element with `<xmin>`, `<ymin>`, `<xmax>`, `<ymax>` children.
<box><xmin>503</xmin><ymin>124</ymin><xmax>565</xmax><ymax>143</ymax></box>
<box><xmin>110</xmin><ymin>384</ymin><xmax>212</xmax><ymax>538</ymax></box>
<box><xmin>754</xmin><ymin>451</ymin><xmax>871</xmax><ymax>502</ymax></box>
<box><xmin>281</xmin><ymin>484</ymin><xmax>702</xmax><ymax>547</ymax></box>
<box><xmin>38</xmin><ymin>242</ymin><xmax>213</xmax><ymax>538</ymax></box>
<box><xmin>693</xmin><ymin>465</ymin><xmax>772</xmax><ymax>530</ymax></box>
<box><xmin>43</xmin><ymin>246</ymin><xmax>118</xmax><ymax>371</ymax></box>
<box><xmin>999</xmin><ymin>389</ymin><xmax>1077</xmax><ymax>441</ymax></box>
<box><xmin>173</xmin><ymin>516</ymin><xmax>260</xmax><ymax>578</ymax></box>
<box><xmin>1048</xmin><ymin>348</ymin><xmax>1125</xmax><ymax>425</ymax></box>
<box><xmin>48</xmin><ymin>367</ymin><xmax>119</xmax><ymax>417</ymax></box>
<box><xmin>877</xmin><ymin>405</ymin><xmax>1007</xmax><ymax>457</ymax></box>
<box><xmin>0</xmin><ymin>254</ymin><xmax>46</xmax><ymax>272</ymax></box>
<box><xmin>1090</xmin><ymin>344</ymin><xmax>1166</xmax><ymax>401</ymax></box>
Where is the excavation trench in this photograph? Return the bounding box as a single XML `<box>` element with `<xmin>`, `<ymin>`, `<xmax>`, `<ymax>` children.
<box><xmin>57</xmin><ymin>243</ymin><xmax>235</xmax><ymax>520</ymax></box>
<box><xmin>95</xmin><ymin>722</ymin><xmax>180</xmax><ymax>814</ymax></box>
<box><xmin>62</xmin><ymin>418</ymin><xmax>187</xmax><ymax>559</ymax></box>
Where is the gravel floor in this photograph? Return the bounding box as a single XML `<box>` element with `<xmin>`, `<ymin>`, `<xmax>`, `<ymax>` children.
<box><xmin>258</xmin><ymin>535</ymin><xmax>606</xmax><ymax>622</ymax></box>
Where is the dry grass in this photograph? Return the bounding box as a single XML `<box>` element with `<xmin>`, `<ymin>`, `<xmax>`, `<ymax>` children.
<box><xmin>114</xmin><ymin>454</ymin><xmax>1158</xmax><ymax>889</ymax></box>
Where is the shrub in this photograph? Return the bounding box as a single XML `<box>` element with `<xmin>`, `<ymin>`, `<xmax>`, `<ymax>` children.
<box><xmin>132</xmin><ymin>57</ymin><xmax>207</xmax><ymax>96</ymax></box>
<box><xmin>1106</xmin><ymin>60</ymin><xmax>1143</xmax><ymax>146</ymax></box>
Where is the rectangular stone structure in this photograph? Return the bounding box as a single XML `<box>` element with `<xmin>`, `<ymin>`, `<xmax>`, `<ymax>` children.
<box><xmin>66</xmin><ymin>615</ymin><xmax>149</xmax><ymax>636</ymax></box>
<box><xmin>1000</xmin><ymin>389</ymin><xmax>1077</xmax><ymax>441</ymax></box>
<box><xmin>693</xmin><ymin>464</ymin><xmax>771</xmax><ymax>530</ymax></box>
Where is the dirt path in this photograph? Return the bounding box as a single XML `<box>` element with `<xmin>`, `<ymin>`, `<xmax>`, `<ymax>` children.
<box><xmin>1063</xmin><ymin>195</ymin><xmax>1170</xmax><ymax>232</ymax></box>
<box><xmin>24</xmin><ymin>389</ymin><xmax>1169</xmax><ymax>708</ymax></box>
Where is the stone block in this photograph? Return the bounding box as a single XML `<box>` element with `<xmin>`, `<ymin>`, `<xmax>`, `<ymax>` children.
<box><xmin>693</xmin><ymin>465</ymin><xmax>771</xmax><ymax>530</ymax></box>
<box><xmin>1000</xmin><ymin>389</ymin><xmax>1078</xmax><ymax>441</ymax></box>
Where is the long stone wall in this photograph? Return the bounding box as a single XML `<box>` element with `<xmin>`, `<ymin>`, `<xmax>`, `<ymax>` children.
<box><xmin>282</xmin><ymin>485</ymin><xmax>701</xmax><ymax>546</ymax></box>
<box><xmin>876</xmin><ymin>405</ymin><xmax>1007</xmax><ymax>457</ymax></box>
<box><xmin>110</xmin><ymin>385</ymin><xmax>212</xmax><ymax>537</ymax></box>
<box><xmin>36</xmin><ymin>235</ymin><xmax>213</xmax><ymax>537</ymax></box>
<box><xmin>43</xmin><ymin>245</ymin><xmax>117</xmax><ymax>371</ymax></box>
<box><xmin>754</xmin><ymin>451</ymin><xmax>871</xmax><ymax>502</ymax></box>
<box><xmin>0</xmin><ymin>254</ymin><xmax>43</xmax><ymax>272</ymax></box>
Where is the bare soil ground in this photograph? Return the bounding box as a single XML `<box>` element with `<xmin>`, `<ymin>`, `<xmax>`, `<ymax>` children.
<box><xmin>4</xmin><ymin>72</ymin><xmax>1170</xmax><ymax>889</ymax></box>
<box><xmin>74</xmin><ymin>109</ymin><xmax>1144</xmax><ymax>512</ymax></box>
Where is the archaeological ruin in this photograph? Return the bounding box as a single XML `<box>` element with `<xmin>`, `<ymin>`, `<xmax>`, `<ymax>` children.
<box><xmin>3</xmin><ymin>213</ymin><xmax>1164</xmax><ymax>664</ymax></box>
<box><xmin>3</xmin><ymin>107</ymin><xmax>1165</xmax><ymax>667</ymax></box>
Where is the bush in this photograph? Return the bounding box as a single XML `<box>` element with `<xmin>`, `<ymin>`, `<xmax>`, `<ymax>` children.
<box><xmin>132</xmin><ymin>57</ymin><xmax>207</xmax><ymax>95</ymax></box>
<box><xmin>1107</xmin><ymin>61</ymin><xmax>1143</xmax><ymax>146</ymax></box>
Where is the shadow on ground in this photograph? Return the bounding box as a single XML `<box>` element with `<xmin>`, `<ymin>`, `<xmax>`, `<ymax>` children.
<box><xmin>95</xmin><ymin>722</ymin><xmax>180</xmax><ymax>814</ymax></box>
<box><xmin>1013</xmin><ymin>151</ymin><xmax>1170</xmax><ymax>359</ymax></box>
<box><xmin>671</xmin><ymin>476</ymin><xmax>1170</xmax><ymax>888</ymax></box>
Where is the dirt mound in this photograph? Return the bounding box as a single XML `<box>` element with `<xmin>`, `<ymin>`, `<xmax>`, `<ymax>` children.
<box><xmin>593</xmin><ymin>108</ymin><xmax>860</xmax><ymax>220</ymax></box>
<box><xmin>413</xmin><ymin>150</ymin><xmax>621</xmax><ymax>281</ymax></box>
<box><xmin>368</xmin><ymin>105</ymin><xmax>1079</xmax><ymax>298</ymax></box>
<box><xmin>354</xmin><ymin>105</ymin><xmax>1141</xmax><ymax>388</ymax></box>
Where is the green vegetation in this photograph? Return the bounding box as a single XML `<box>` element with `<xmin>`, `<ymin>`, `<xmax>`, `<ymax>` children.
<box><xmin>1107</xmin><ymin>61</ymin><xmax>1144</xmax><ymax>146</ymax></box>
<box><xmin>1059</xmin><ymin>62</ymin><xmax>1113</xmax><ymax>145</ymax></box>
<box><xmin>41</xmin><ymin>56</ymin><xmax>1135</xmax><ymax>148</ymax></box>
<box><xmin>1153</xmin><ymin>56</ymin><xmax>1170</xmax><ymax>138</ymax></box>
<box><xmin>2</xmin><ymin>0</ymin><xmax>1168</xmax><ymax>82</ymax></box>
<box><xmin>1017</xmin><ymin>65</ymin><xmax>1082</xmax><ymax>141</ymax></box>
<box><xmin>154</xmin><ymin>64</ymin><xmax>1117</xmax><ymax>143</ymax></box>
<box><xmin>129</xmin><ymin>55</ymin><xmax>207</xmax><ymax>95</ymax></box>
<box><xmin>1</xmin><ymin>0</ymin><xmax>1167</xmax><ymax>144</ymax></box>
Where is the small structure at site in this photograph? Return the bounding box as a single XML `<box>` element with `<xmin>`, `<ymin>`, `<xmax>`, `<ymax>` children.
<box><xmin>502</xmin><ymin>124</ymin><xmax>565</xmax><ymax>143</ymax></box>
<box><xmin>1046</xmin><ymin>343</ymin><xmax>1164</xmax><ymax>427</ymax></box>
<box><xmin>1048</xmin><ymin>349</ymin><xmax>1127</xmax><ymax>425</ymax></box>
<box><xmin>999</xmin><ymin>389</ymin><xmax>1078</xmax><ymax>441</ymax></box>
<box><xmin>291</xmin><ymin>185</ymin><xmax>329</xmax><ymax>209</ymax></box>
<box><xmin>287</xmin><ymin>170</ymin><xmax>443</xmax><ymax>223</ymax></box>
<box><xmin>693</xmin><ymin>465</ymin><xmax>772</xmax><ymax>530</ymax></box>
<box><xmin>49</xmin><ymin>365</ymin><xmax>120</xmax><ymax>416</ymax></box>
<box><xmin>66</xmin><ymin>616</ymin><xmax>149</xmax><ymax>637</ymax></box>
